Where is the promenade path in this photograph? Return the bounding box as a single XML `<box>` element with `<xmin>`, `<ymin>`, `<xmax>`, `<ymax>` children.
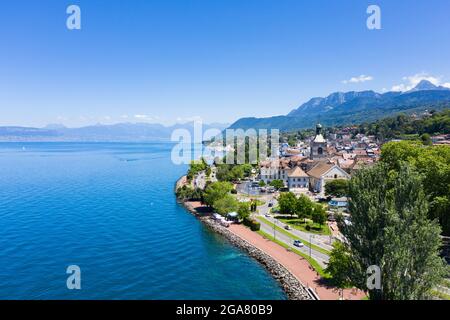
<box><xmin>229</xmin><ymin>224</ymin><xmax>366</xmax><ymax>300</ymax></box>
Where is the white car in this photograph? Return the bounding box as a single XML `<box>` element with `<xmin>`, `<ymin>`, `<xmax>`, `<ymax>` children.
<box><xmin>293</xmin><ymin>240</ymin><xmax>304</xmax><ymax>247</ymax></box>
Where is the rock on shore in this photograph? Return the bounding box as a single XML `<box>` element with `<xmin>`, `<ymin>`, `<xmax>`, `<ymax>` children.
<box><xmin>201</xmin><ymin>217</ymin><xmax>313</xmax><ymax>300</ymax></box>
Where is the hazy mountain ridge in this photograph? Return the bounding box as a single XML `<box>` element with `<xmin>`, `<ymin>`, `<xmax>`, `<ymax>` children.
<box><xmin>229</xmin><ymin>80</ymin><xmax>450</xmax><ymax>131</ymax></box>
<box><xmin>0</xmin><ymin>122</ymin><xmax>229</xmax><ymax>142</ymax></box>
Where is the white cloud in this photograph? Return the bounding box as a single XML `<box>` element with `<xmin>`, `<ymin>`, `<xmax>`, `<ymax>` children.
<box><xmin>342</xmin><ymin>75</ymin><xmax>373</xmax><ymax>84</ymax></box>
<box><xmin>391</xmin><ymin>73</ymin><xmax>446</xmax><ymax>92</ymax></box>
<box><xmin>442</xmin><ymin>82</ymin><xmax>450</xmax><ymax>89</ymax></box>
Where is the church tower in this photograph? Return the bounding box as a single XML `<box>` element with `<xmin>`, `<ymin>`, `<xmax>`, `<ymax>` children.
<box><xmin>310</xmin><ymin>123</ymin><xmax>327</xmax><ymax>160</ymax></box>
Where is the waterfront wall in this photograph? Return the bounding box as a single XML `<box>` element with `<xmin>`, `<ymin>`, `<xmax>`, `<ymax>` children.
<box><xmin>202</xmin><ymin>217</ymin><xmax>313</xmax><ymax>300</ymax></box>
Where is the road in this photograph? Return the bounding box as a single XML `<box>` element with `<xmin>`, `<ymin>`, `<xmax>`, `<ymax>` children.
<box><xmin>236</xmin><ymin>181</ymin><xmax>332</xmax><ymax>268</ymax></box>
<box><xmin>256</xmin><ymin>197</ymin><xmax>334</xmax><ymax>253</ymax></box>
<box><xmin>258</xmin><ymin>220</ymin><xmax>330</xmax><ymax>269</ymax></box>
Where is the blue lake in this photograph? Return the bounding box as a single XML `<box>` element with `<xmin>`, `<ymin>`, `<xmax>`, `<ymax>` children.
<box><xmin>0</xmin><ymin>142</ymin><xmax>285</xmax><ymax>300</ymax></box>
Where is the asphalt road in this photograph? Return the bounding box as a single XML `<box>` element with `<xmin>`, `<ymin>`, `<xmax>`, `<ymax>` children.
<box><xmin>257</xmin><ymin>218</ymin><xmax>330</xmax><ymax>269</ymax></box>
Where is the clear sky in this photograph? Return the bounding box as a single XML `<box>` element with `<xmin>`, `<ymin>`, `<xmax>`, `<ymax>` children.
<box><xmin>1</xmin><ymin>0</ymin><xmax>450</xmax><ymax>127</ymax></box>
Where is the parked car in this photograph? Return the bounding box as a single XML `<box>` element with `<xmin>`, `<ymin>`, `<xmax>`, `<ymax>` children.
<box><xmin>284</xmin><ymin>225</ymin><xmax>291</xmax><ymax>230</ymax></box>
<box><xmin>264</xmin><ymin>213</ymin><xmax>271</xmax><ymax>218</ymax></box>
<box><xmin>293</xmin><ymin>240</ymin><xmax>304</xmax><ymax>247</ymax></box>
<box><xmin>268</xmin><ymin>202</ymin><xmax>273</xmax><ymax>207</ymax></box>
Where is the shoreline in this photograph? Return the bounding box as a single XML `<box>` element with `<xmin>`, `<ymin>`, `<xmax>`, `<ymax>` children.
<box><xmin>176</xmin><ymin>176</ymin><xmax>313</xmax><ymax>300</ymax></box>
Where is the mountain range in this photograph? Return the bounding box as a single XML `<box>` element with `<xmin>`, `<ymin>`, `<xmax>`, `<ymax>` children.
<box><xmin>229</xmin><ymin>80</ymin><xmax>450</xmax><ymax>131</ymax></box>
<box><xmin>0</xmin><ymin>122</ymin><xmax>229</xmax><ymax>142</ymax></box>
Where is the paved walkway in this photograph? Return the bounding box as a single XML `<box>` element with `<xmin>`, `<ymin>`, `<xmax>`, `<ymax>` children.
<box><xmin>228</xmin><ymin>224</ymin><xmax>366</xmax><ymax>300</ymax></box>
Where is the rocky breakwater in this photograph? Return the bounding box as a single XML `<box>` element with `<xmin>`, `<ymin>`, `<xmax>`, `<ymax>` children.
<box><xmin>202</xmin><ymin>217</ymin><xmax>314</xmax><ymax>300</ymax></box>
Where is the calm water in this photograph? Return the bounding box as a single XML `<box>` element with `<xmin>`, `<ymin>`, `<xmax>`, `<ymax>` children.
<box><xmin>0</xmin><ymin>142</ymin><xmax>285</xmax><ymax>300</ymax></box>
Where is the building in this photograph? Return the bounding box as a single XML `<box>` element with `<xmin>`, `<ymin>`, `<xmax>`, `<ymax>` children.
<box><xmin>308</xmin><ymin>162</ymin><xmax>350</xmax><ymax>195</ymax></box>
<box><xmin>310</xmin><ymin>123</ymin><xmax>327</xmax><ymax>160</ymax></box>
<box><xmin>259</xmin><ymin>159</ymin><xmax>290</xmax><ymax>185</ymax></box>
<box><xmin>287</xmin><ymin>166</ymin><xmax>309</xmax><ymax>190</ymax></box>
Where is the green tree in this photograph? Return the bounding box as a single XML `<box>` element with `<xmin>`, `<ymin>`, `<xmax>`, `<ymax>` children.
<box><xmin>213</xmin><ymin>194</ymin><xmax>238</xmax><ymax>216</ymax></box>
<box><xmin>187</xmin><ymin>157</ymin><xmax>208</xmax><ymax>179</ymax></box>
<box><xmin>324</xmin><ymin>179</ymin><xmax>349</xmax><ymax>198</ymax></box>
<box><xmin>259</xmin><ymin>180</ymin><xmax>266</xmax><ymax>187</ymax></box>
<box><xmin>312</xmin><ymin>204</ymin><xmax>327</xmax><ymax>226</ymax></box>
<box><xmin>241</xmin><ymin>164</ymin><xmax>254</xmax><ymax>177</ymax></box>
<box><xmin>237</xmin><ymin>202</ymin><xmax>251</xmax><ymax>220</ymax></box>
<box><xmin>325</xmin><ymin>242</ymin><xmax>353</xmax><ymax>288</ymax></box>
<box><xmin>420</xmin><ymin>133</ymin><xmax>432</xmax><ymax>146</ymax></box>
<box><xmin>338</xmin><ymin>163</ymin><xmax>446</xmax><ymax>300</ymax></box>
<box><xmin>381</xmin><ymin>141</ymin><xmax>450</xmax><ymax>235</ymax></box>
<box><xmin>296</xmin><ymin>194</ymin><xmax>313</xmax><ymax>223</ymax></box>
<box><xmin>203</xmin><ymin>181</ymin><xmax>233</xmax><ymax>207</ymax></box>
<box><xmin>250</xmin><ymin>199</ymin><xmax>258</xmax><ymax>212</ymax></box>
<box><xmin>269</xmin><ymin>179</ymin><xmax>284</xmax><ymax>190</ymax></box>
<box><xmin>278</xmin><ymin>192</ymin><xmax>297</xmax><ymax>217</ymax></box>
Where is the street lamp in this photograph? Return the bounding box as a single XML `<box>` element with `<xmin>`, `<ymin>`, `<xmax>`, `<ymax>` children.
<box><xmin>309</xmin><ymin>234</ymin><xmax>315</xmax><ymax>258</ymax></box>
<box><xmin>273</xmin><ymin>219</ymin><xmax>277</xmax><ymax>241</ymax></box>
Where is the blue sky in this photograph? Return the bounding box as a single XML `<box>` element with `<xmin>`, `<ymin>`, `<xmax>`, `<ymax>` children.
<box><xmin>1</xmin><ymin>0</ymin><xmax>450</xmax><ymax>127</ymax></box>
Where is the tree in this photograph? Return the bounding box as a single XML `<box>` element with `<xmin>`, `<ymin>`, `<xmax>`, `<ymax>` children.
<box><xmin>421</xmin><ymin>133</ymin><xmax>432</xmax><ymax>146</ymax></box>
<box><xmin>325</xmin><ymin>242</ymin><xmax>353</xmax><ymax>288</ymax></box>
<box><xmin>296</xmin><ymin>194</ymin><xmax>313</xmax><ymax>223</ymax></box>
<box><xmin>241</xmin><ymin>164</ymin><xmax>254</xmax><ymax>177</ymax></box>
<box><xmin>187</xmin><ymin>157</ymin><xmax>208</xmax><ymax>180</ymax></box>
<box><xmin>237</xmin><ymin>202</ymin><xmax>251</xmax><ymax>220</ymax></box>
<box><xmin>312</xmin><ymin>204</ymin><xmax>327</xmax><ymax>226</ymax></box>
<box><xmin>269</xmin><ymin>179</ymin><xmax>284</xmax><ymax>190</ymax></box>
<box><xmin>278</xmin><ymin>192</ymin><xmax>297</xmax><ymax>217</ymax></box>
<box><xmin>203</xmin><ymin>181</ymin><xmax>233</xmax><ymax>207</ymax></box>
<box><xmin>250</xmin><ymin>199</ymin><xmax>258</xmax><ymax>212</ymax></box>
<box><xmin>324</xmin><ymin>179</ymin><xmax>349</xmax><ymax>198</ymax></box>
<box><xmin>337</xmin><ymin>163</ymin><xmax>446</xmax><ymax>300</ymax></box>
<box><xmin>213</xmin><ymin>194</ymin><xmax>239</xmax><ymax>216</ymax></box>
<box><xmin>381</xmin><ymin>141</ymin><xmax>450</xmax><ymax>236</ymax></box>
<box><xmin>258</xmin><ymin>180</ymin><xmax>266</xmax><ymax>187</ymax></box>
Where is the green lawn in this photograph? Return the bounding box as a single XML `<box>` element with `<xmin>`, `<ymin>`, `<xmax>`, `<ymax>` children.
<box><xmin>431</xmin><ymin>289</ymin><xmax>450</xmax><ymax>300</ymax></box>
<box><xmin>277</xmin><ymin>217</ymin><xmax>331</xmax><ymax>236</ymax></box>
<box><xmin>257</xmin><ymin>217</ymin><xmax>331</xmax><ymax>256</ymax></box>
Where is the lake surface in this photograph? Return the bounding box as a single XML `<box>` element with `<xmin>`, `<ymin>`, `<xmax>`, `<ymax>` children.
<box><xmin>0</xmin><ymin>142</ymin><xmax>285</xmax><ymax>299</ymax></box>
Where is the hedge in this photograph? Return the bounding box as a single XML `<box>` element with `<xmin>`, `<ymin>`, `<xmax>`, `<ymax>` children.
<box><xmin>243</xmin><ymin>217</ymin><xmax>261</xmax><ymax>231</ymax></box>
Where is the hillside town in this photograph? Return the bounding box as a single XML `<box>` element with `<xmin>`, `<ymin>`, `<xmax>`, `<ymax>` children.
<box><xmin>259</xmin><ymin>123</ymin><xmax>378</xmax><ymax>196</ymax></box>
<box><xmin>176</xmin><ymin>109</ymin><xmax>450</xmax><ymax>300</ymax></box>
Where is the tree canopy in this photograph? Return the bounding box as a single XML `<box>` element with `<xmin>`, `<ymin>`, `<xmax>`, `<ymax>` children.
<box><xmin>329</xmin><ymin>163</ymin><xmax>447</xmax><ymax>300</ymax></box>
<box><xmin>203</xmin><ymin>181</ymin><xmax>234</xmax><ymax>207</ymax></box>
<box><xmin>213</xmin><ymin>194</ymin><xmax>238</xmax><ymax>216</ymax></box>
<box><xmin>324</xmin><ymin>179</ymin><xmax>349</xmax><ymax>198</ymax></box>
<box><xmin>381</xmin><ymin>140</ymin><xmax>450</xmax><ymax>235</ymax></box>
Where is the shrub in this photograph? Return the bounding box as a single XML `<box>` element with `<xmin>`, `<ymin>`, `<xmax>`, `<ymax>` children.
<box><xmin>243</xmin><ymin>217</ymin><xmax>261</xmax><ymax>231</ymax></box>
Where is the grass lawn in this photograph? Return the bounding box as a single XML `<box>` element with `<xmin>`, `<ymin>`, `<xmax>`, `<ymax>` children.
<box><xmin>277</xmin><ymin>217</ymin><xmax>331</xmax><ymax>236</ymax></box>
<box><xmin>431</xmin><ymin>289</ymin><xmax>450</xmax><ymax>300</ymax></box>
<box><xmin>257</xmin><ymin>217</ymin><xmax>331</xmax><ymax>256</ymax></box>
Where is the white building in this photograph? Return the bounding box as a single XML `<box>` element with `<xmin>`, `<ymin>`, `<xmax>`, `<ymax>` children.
<box><xmin>287</xmin><ymin>166</ymin><xmax>309</xmax><ymax>190</ymax></box>
<box><xmin>308</xmin><ymin>162</ymin><xmax>350</xmax><ymax>195</ymax></box>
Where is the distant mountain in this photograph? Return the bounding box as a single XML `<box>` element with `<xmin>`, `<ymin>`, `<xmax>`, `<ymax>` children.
<box><xmin>407</xmin><ymin>79</ymin><xmax>450</xmax><ymax>93</ymax></box>
<box><xmin>0</xmin><ymin>122</ymin><xmax>229</xmax><ymax>142</ymax></box>
<box><xmin>229</xmin><ymin>80</ymin><xmax>450</xmax><ymax>131</ymax></box>
<box><xmin>287</xmin><ymin>90</ymin><xmax>382</xmax><ymax>117</ymax></box>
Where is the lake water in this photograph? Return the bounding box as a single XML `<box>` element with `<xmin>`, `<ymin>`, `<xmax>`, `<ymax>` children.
<box><xmin>0</xmin><ymin>142</ymin><xmax>285</xmax><ymax>300</ymax></box>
